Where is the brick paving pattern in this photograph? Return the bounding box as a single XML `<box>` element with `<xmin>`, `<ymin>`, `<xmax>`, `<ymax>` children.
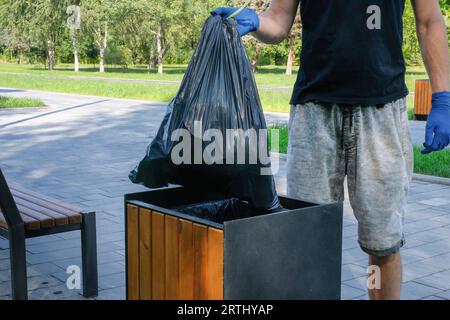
<box><xmin>0</xmin><ymin>88</ymin><xmax>449</xmax><ymax>300</ymax></box>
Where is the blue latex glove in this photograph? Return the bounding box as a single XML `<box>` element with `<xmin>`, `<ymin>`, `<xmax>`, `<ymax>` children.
<box><xmin>211</xmin><ymin>7</ymin><xmax>260</xmax><ymax>37</ymax></box>
<box><xmin>422</xmin><ymin>91</ymin><xmax>450</xmax><ymax>154</ymax></box>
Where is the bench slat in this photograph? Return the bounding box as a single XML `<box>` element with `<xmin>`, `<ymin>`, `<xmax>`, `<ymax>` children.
<box><xmin>0</xmin><ymin>184</ymin><xmax>84</xmax><ymax>231</ymax></box>
<box><xmin>0</xmin><ymin>209</ymin><xmax>42</xmax><ymax>230</ymax></box>
<box><xmin>15</xmin><ymin>204</ymin><xmax>55</xmax><ymax>229</ymax></box>
<box><xmin>14</xmin><ymin>197</ymin><xmax>69</xmax><ymax>226</ymax></box>
<box><xmin>11</xmin><ymin>188</ymin><xmax>82</xmax><ymax>225</ymax></box>
<box><xmin>20</xmin><ymin>211</ymin><xmax>45</xmax><ymax>230</ymax></box>
<box><xmin>10</xmin><ymin>183</ymin><xmax>85</xmax><ymax>213</ymax></box>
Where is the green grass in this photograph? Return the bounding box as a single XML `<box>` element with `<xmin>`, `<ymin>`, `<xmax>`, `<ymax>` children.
<box><xmin>0</xmin><ymin>72</ymin><xmax>291</xmax><ymax>113</ymax></box>
<box><xmin>0</xmin><ymin>63</ymin><xmax>299</xmax><ymax>87</ymax></box>
<box><xmin>413</xmin><ymin>146</ymin><xmax>450</xmax><ymax>178</ymax></box>
<box><xmin>0</xmin><ymin>95</ymin><xmax>45</xmax><ymax>108</ymax></box>
<box><xmin>269</xmin><ymin>125</ymin><xmax>450</xmax><ymax>178</ymax></box>
<box><xmin>0</xmin><ymin>62</ymin><xmax>425</xmax><ymax>89</ymax></box>
<box><xmin>269</xmin><ymin>125</ymin><xmax>289</xmax><ymax>153</ymax></box>
<box><xmin>406</xmin><ymin>94</ymin><xmax>415</xmax><ymax>120</ymax></box>
<box><xmin>258</xmin><ymin>89</ymin><xmax>293</xmax><ymax>113</ymax></box>
<box><xmin>0</xmin><ymin>63</ymin><xmax>186</xmax><ymax>82</ymax></box>
<box><xmin>0</xmin><ymin>75</ymin><xmax>178</xmax><ymax>102</ymax></box>
<box><xmin>0</xmin><ymin>63</ymin><xmax>427</xmax><ymax>114</ymax></box>
<box><xmin>405</xmin><ymin>65</ymin><xmax>428</xmax><ymax>91</ymax></box>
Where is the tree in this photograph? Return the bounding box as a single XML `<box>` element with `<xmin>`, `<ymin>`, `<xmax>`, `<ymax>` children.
<box><xmin>82</xmin><ymin>0</ymin><xmax>118</xmax><ymax>72</ymax></box>
<box><xmin>403</xmin><ymin>1</ymin><xmax>422</xmax><ymax>65</ymax></box>
<box><xmin>0</xmin><ymin>0</ymin><xmax>33</xmax><ymax>64</ymax></box>
<box><xmin>404</xmin><ymin>0</ymin><xmax>450</xmax><ymax>66</ymax></box>
<box><xmin>31</xmin><ymin>0</ymin><xmax>72</xmax><ymax>70</ymax></box>
<box><xmin>112</xmin><ymin>0</ymin><xmax>165</xmax><ymax>68</ymax></box>
<box><xmin>145</xmin><ymin>0</ymin><xmax>186</xmax><ymax>74</ymax></box>
<box><xmin>439</xmin><ymin>0</ymin><xmax>450</xmax><ymax>48</ymax></box>
<box><xmin>286</xmin><ymin>11</ymin><xmax>301</xmax><ymax>75</ymax></box>
<box><xmin>67</xmin><ymin>2</ymin><xmax>81</xmax><ymax>71</ymax></box>
<box><xmin>2</xmin><ymin>0</ymin><xmax>445</xmax><ymax>71</ymax></box>
<box><xmin>0</xmin><ymin>29</ymin><xmax>29</xmax><ymax>64</ymax></box>
<box><xmin>234</xmin><ymin>0</ymin><xmax>270</xmax><ymax>72</ymax></box>
<box><xmin>143</xmin><ymin>0</ymin><xmax>224</xmax><ymax>74</ymax></box>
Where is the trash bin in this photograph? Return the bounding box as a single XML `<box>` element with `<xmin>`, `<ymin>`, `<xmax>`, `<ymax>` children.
<box><xmin>125</xmin><ymin>186</ymin><xmax>343</xmax><ymax>300</ymax></box>
<box><xmin>414</xmin><ymin>79</ymin><xmax>432</xmax><ymax>120</ymax></box>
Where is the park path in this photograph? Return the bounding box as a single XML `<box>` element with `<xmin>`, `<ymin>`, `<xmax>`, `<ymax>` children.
<box><xmin>0</xmin><ymin>86</ymin><xmax>427</xmax><ymax>146</ymax></box>
<box><xmin>0</xmin><ymin>87</ymin><xmax>450</xmax><ymax>300</ymax></box>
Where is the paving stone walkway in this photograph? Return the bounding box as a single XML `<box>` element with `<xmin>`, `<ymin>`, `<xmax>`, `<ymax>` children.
<box><xmin>0</xmin><ymin>88</ymin><xmax>449</xmax><ymax>300</ymax></box>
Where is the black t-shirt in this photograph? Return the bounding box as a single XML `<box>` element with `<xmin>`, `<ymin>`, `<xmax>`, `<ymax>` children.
<box><xmin>290</xmin><ymin>0</ymin><xmax>409</xmax><ymax>105</ymax></box>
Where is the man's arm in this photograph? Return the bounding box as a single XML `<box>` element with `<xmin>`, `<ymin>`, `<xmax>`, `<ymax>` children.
<box><xmin>412</xmin><ymin>0</ymin><xmax>450</xmax><ymax>154</ymax></box>
<box><xmin>412</xmin><ymin>0</ymin><xmax>449</xmax><ymax>92</ymax></box>
<box><xmin>253</xmin><ymin>0</ymin><xmax>300</xmax><ymax>44</ymax></box>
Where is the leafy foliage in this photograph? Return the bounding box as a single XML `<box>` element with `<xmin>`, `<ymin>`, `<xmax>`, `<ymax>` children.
<box><xmin>0</xmin><ymin>0</ymin><xmax>448</xmax><ymax>70</ymax></box>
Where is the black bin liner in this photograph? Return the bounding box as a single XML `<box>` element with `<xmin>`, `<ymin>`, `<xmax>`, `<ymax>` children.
<box><xmin>176</xmin><ymin>198</ymin><xmax>253</xmax><ymax>224</ymax></box>
<box><xmin>176</xmin><ymin>198</ymin><xmax>288</xmax><ymax>224</ymax></box>
<box><xmin>129</xmin><ymin>15</ymin><xmax>280</xmax><ymax>211</ymax></box>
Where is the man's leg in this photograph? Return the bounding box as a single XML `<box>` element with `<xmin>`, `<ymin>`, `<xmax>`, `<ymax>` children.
<box><xmin>369</xmin><ymin>253</ymin><xmax>403</xmax><ymax>300</ymax></box>
<box><xmin>286</xmin><ymin>102</ymin><xmax>345</xmax><ymax>204</ymax></box>
<box><xmin>346</xmin><ymin>99</ymin><xmax>413</xmax><ymax>300</ymax></box>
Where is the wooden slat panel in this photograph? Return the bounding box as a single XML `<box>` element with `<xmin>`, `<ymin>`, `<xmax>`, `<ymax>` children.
<box><xmin>425</xmin><ymin>84</ymin><xmax>432</xmax><ymax>112</ymax></box>
<box><xmin>179</xmin><ymin>219</ymin><xmax>194</xmax><ymax>299</ymax></box>
<box><xmin>10</xmin><ymin>183</ymin><xmax>84</xmax><ymax>211</ymax></box>
<box><xmin>16</xmin><ymin>204</ymin><xmax>54</xmax><ymax>229</ymax></box>
<box><xmin>419</xmin><ymin>82</ymin><xmax>425</xmax><ymax>114</ymax></box>
<box><xmin>1</xmin><ymin>184</ymin><xmax>82</xmax><ymax>230</ymax></box>
<box><xmin>13</xmin><ymin>190</ymin><xmax>82</xmax><ymax>224</ymax></box>
<box><xmin>11</xmin><ymin>186</ymin><xmax>84</xmax><ymax>218</ymax></box>
<box><xmin>20</xmin><ymin>212</ymin><xmax>41</xmax><ymax>230</ymax></box>
<box><xmin>414</xmin><ymin>80</ymin><xmax>432</xmax><ymax>116</ymax></box>
<box><xmin>418</xmin><ymin>84</ymin><xmax>423</xmax><ymax>113</ymax></box>
<box><xmin>193</xmin><ymin>223</ymin><xmax>209</xmax><ymax>300</ymax></box>
<box><xmin>207</xmin><ymin>227</ymin><xmax>223</xmax><ymax>300</ymax></box>
<box><xmin>152</xmin><ymin>211</ymin><xmax>165</xmax><ymax>299</ymax></box>
<box><xmin>126</xmin><ymin>206</ymin><xmax>225</xmax><ymax>301</ymax></box>
<box><xmin>0</xmin><ymin>207</ymin><xmax>41</xmax><ymax>230</ymax></box>
<box><xmin>139</xmin><ymin>208</ymin><xmax>152</xmax><ymax>300</ymax></box>
<box><xmin>415</xmin><ymin>81</ymin><xmax>421</xmax><ymax>113</ymax></box>
<box><xmin>127</xmin><ymin>205</ymin><xmax>140</xmax><ymax>300</ymax></box>
<box><xmin>165</xmin><ymin>215</ymin><xmax>179</xmax><ymax>299</ymax></box>
<box><xmin>15</xmin><ymin>197</ymin><xmax>68</xmax><ymax>226</ymax></box>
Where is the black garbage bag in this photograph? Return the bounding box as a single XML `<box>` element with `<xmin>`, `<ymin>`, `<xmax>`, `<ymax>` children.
<box><xmin>176</xmin><ymin>198</ymin><xmax>253</xmax><ymax>224</ymax></box>
<box><xmin>129</xmin><ymin>15</ymin><xmax>280</xmax><ymax>211</ymax></box>
<box><xmin>176</xmin><ymin>198</ymin><xmax>288</xmax><ymax>224</ymax></box>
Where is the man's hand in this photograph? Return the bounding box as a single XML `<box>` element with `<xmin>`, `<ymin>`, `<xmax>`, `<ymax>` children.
<box><xmin>213</xmin><ymin>1</ymin><xmax>299</xmax><ymax>44</ymax></box>
<box><xmin>422</xmin><ymin>91</ymin><xmax>450</xmax><ymax>154</ymax></box>
<box><xmin>211</xmin><ymin>7</ymin><xmax>259</xmax><ymax>37</ymax></box>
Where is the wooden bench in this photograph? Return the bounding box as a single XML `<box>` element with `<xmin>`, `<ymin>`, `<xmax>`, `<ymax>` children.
<box><xmin>0</xmin><ymin>168</ymin><xmax>98</xmax><ymax>300</ymax></box>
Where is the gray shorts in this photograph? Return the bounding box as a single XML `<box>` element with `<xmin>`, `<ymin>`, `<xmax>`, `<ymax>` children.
<box><xmin>287</xmin><ymin>98</ymin><xmax>413</xmax><ymax>256</ymax></box>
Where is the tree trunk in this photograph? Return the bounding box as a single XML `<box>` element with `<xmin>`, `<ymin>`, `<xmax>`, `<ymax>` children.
<box><xmin>99</xmin><ymin>47</ymin><xmax>105</xmax><ymax>73</ymax></box>
<box><xmin>98</xmin><ymin>24</ymin><xmax>108</xmax><ymax>73</ymax></box>
<box><xmin>251</xmin><ymin>43</ymin><xmax>262</xmax><ymax>73</ymax></box>
<box><xmin>286</xmin><ymin>32</ymin><xmax>295</xmax><ymax>75</ymax></box>
<box><xmin>148</xmin><ymin>57</ymin><xmax>156</xmax><ymax>71</ymax></box>
<box><xmin>47</xmin><ymin>40</ymin><xmax>55</xmax><ymax>71</ymax></box>
<box><xmin>73</xmin><ymin>31</ymin><xmax>79</xmax><ymax>72</ymax></box>
<box><xmin>148</xmin><ymin>44</ymin><xmax>156</xmax><ymax>71</ymax></box>
<box><xmin>156</xmin><ymin>22</ymin><xmax>163</xmax><ymax>74</ymax></box>
<box><xmin>17</xmin><ymin>49</ymin><xmax>24</xmax><ymax>64</ymax></box>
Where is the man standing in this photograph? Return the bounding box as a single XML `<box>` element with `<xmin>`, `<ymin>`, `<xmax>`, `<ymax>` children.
<box><xmin>213</xmin><ymin>0</ymin><xmax>450</xmax><ymax>300</ymax></box>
